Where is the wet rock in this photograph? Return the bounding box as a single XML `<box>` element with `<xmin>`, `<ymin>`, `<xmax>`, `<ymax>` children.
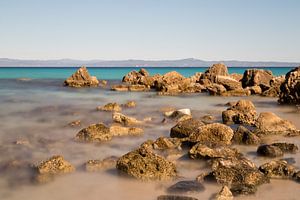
<box><xmin>189</xmin><ymin>144</ymin><xmax>240</xmax><ymax>159</ymax></box>
<box><xmin>167</xmin><ymin>180</ymin><xmax>205</xmax><ymax>193</ymax></box>
<box><xmin>203</xmin><ymin>63</ymin><xmax>229</xmax><ymax>81</ymax></box>
<box><xmin>164</xmin><ymin>109</ymin><xmax>192</xmax><ymax>122</ymax></box>
<box><xmin>241</xmin><ymin>69</ymin><xmax>273</xmax><ymax>88</ymax></box>
<box><xmin>189</xmin><ymin>123</ymin><xmax>234</xmax><ymax>145</ymax></box>
<box><xmin>190</xmin><ymin>72</ymin><xmax>203</xmax><ymax>83</ymax></box>
<box><xmin>215</xmin><ymin>75</ymin><xmax>242</xmax><ymax>91</ymax></box>
<box><xmin>220</xmin><ymin>88</ymin><xmax>251</xmax><ymax>96</ymax></box>
<box><xmin>232</xmin><ymin>126</ymin><xmax>261</xmax><ymax>145</ymax></box>
<box><xmin>214</xmin><ymin>186</ymin><xmax>233</xmax><ymax>200</ymax></box>
<box><xmin>122</xmin><ymin>100</ymin><xmax>136</xmax><ymax>108</ymax></box>
<box><xmin>271</xmin><ymin>142</ymin><xmax>298</xmax><ymax>153</ymax></box>
<box><xmin>279</xmin><ymin>67</ymin><xmax>300</xmax><ymax>104</ymax></box>
<box><xmin>112</xmin><ymin>112</ymin><xmax>142</xmax><ymax>125</ymax></box>
<box><xmin>116</xmin><ymin>147</ymin><xmax>177</xmax><ymax>180</ymax></box>
<box><xmin>35</xmin><ymin>155</ymin><xmax>75</xmax><ymax>183</ymax></box>
<box><xmin>68</xmin><ymin>120</ymin><xmax>81</xmax><ymax>127</ymax></box>
<box><xmin>109</xmin><ymin>125</ymin><xmax>144</xmax><ymax>136</ymax></box>
<box><xmin>222</xmin><ymin>99</ymin><xmax>257</xmax><ymax>125</ymax></box>
<box><xmin>64</xmin><ymin>66</ymin><xmax>99</xmax><ymax>87</ymax></box>
<box><xmin>255</xmin><ymin>112</ymin><xmax>298</xmax><ymax>135</ymax></box>
<box><xmin>157</xmin><ymin>195</ymin><xmax>198</xmax><ymax>200</ymax></box>
<box><xmin>15</xmin><ymin>139</ymin><xmax>30</xmax><ymax>146</ymax></box>
<box><xmin>170</xmin><ymin>119</ymin><xmax>205</xmax><ymax>139</ymax></box>
<box><xmin>293</xmin><ymin>171</ymin><xmax>300</xmax><ymax>182</ymax></box>
<box><xmin>257</xmin><ymin>145</ymin><xmax>284</xmax><ymax>157</ymax></box>
<box><xmin>153</xmin><ymin>137</ymin><xmax>182</xmax><ymax>150</ymax></box>
<box><xmin>259</xmin><ymin>160</ymin><xmax>296</xmax><ymax>179</ymax></box>
<box><xmin>85</xmin><ymin>156</ymin><xmax>118</xmax><ymax>172</ymax></box>
<box><xmin>76</xmin><ymin>123</ymin><xmax>112</xmax><ymax>142</ymax></box>
<box><xmin>97</xmin><ymin>102</ymin><xmax>122</xmax><ymax>112</ymax></box>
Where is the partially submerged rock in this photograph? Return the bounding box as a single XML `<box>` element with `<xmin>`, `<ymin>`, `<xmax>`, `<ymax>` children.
<box><xmin>232</xmin><ymin>126</ymin><xmax>261</xmax><ymax>145</ymax></box>
<box><xmin>68</xmin><ymin>120</ymin><xmax>81</xmax><ymax>127</ymax></box>
<box><xmin>167</xmin><ymin>180</ymin><xmax>205</xmax><ymax>193</ymax></box>
<box><xmin>112</xmin><ymin>112</ymin><xmax>142</xmax><ymax>125</ymax></box>
<box><xmin>157</xmin><ymin>195</ymin><xmax>198</xmax><ymax>200</ymax></box>
<box><xmin>97</xmin><ymin>103</ymin><xmax>122</xmax><ymax>112</ymax></box>
<box><xmin>278</xmin><ymin>67</ymin><xmax>300</xmax><ymax>104</ymax></box>
<box><xmin>153</xmin><ymin>137</ymin><xmax>182</xmax><ymax>150</ymax></box>
<box><xmin>214</xmin><ymin>186</ymin><xmax>233</xmax><ymax>200</ymax></box>
<box><xmin>64</xmin><ymin>66</ymin><xmax>99</xmax><ymax>87</ymax></box>
<box><xmin>189</xmin><ymin>144</ymin><xmax>240</xmax><ymax>159</ymax></box>
<box><xmin>35</xmin><ymin>155</ymin><xmax>75</xmax><ymax>183</ymax></box>
<box><xmin>109</xmin><ymin>125</ymin><xmax>144</xmax><ymax>136</ymax></box>
<box><xmin>85</xmin><ymin>156</ymin><xmax>118</xmax><ymax>172</ymax></box>
<box><xmin>170</xmin><ymin>119</ymin><xmax>205</xmax><ymax>139</ymax></box>
<box><xmin>257</xmin><ymin>145</ymin><xmax>284</xmax><ymax>157</ymax></box>
<box><xmin>116</xmin><ymin>148</ymin><xmax>177</xmax><ymax>180</ymax></box>
<box><xmin>271</xmin><ymin>142</ymin><xmax>298</xmax><ymax>153</ymax></box>
<box><xmin>76</xmin><ymin>123</ymin><xmax>112</xmax><ymax>142</ymax></box>
<box><xmin>259</xmin><ymin>160</ymin><xmax>296</xmax><ymax>179</ymax></box>
<box><xmin>164</xmin><ymin>109</ymin><xmax>192</xmax><ymax>122</ymax></box>
<box><xmin>122</xmin><ymin>100</ymin><xmax>136</xmax><ymax>108</ymax></box>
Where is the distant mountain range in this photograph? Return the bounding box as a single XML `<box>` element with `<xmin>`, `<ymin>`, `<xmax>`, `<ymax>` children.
<box><xmin>0</xmin><ymin>58</ymin><xmax>299</xmax><ymax>67</ymax></box>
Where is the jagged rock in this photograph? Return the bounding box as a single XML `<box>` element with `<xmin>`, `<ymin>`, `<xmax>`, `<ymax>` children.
<box><xmin>246</xmin><ymin>85</ymin><xmax>262</xmax><ymax>95</ymax></box>
<box><xmin>68</xmin><ymin>120</ymin><xmax>81</xmax><ymax>127</ymax></box>
<box><xmin>188</xmin><ymin>123</ymin><xmax>234</xmax><ymax>145</ymax></box>
<box><xmin>112</xmin><ymin>112</ymin><xmax>142</xmax><ymax>125</ymax></box>
<box><xmin>97</xmin><ymin>102</ymin><xmax>122</xmax><ymax>112</ymax></box>
<box><xmin>85</xmin><ymin>156</ymin><xmax>118</xmax><ymax>172</ymax></box>
<box><xmin>257</xmin><ymin>145</ymin><xmax>284</xmax><ymax>157</ymax></box>
<box><xmin>190</xmin><ymin>72</ymin><xmax>203</xmax><ymax>83</ymax></box>
<box><xmin>167</xmin><ymin>180</ymin><xmax>205</xmax><ymax>193</ymax></box>
<box><xmin>64</xmin><ymin>66</ymin><xmax>99</xmax><ymax>87</ymax></box>
<box><xmin>170</xmin><ymin>119</ymin><xmax>205</xmax><ymax>138</ymax></box>
<box><xmin>255</xmin><ymin>112</ymin><xmax>298</xmax><ymax>135</ymax></box>
<box><xmin>279</xmin><ymin>67</ymin><xmax>300</xmax><ymax>104</ymax></box>
<box><xmin>203</xmin><ymin>63</ymin><xmax>229</xmax><ymax>81</ymax></box>
<box><xmin>122</xmin><ymin>100</ymin><xmax>136</xmax><ymax>108</ymax></box>
<box><xmin>207</xmin><ymin>84</ymin><xmax>227</xmax><ymax>96</ymax></box>
<box><xmin>230</xmin><ymin>184</ymin><xmax>257</xmax><ymax>196</ymax></box>
<box><xmin>262</xmin><ymin>75</ymin><xmax>285</xmax><ymax>97</ymax></box>
<box><xmin>109</xmin><ymin>125</ymin><xmax>144</xmax><ymax>136</ymax></box>
<box><xmin>222</xmin><ymin>99</ymin><xmax>257</xmax><ymax>125</ymax></box>
<box><xmin>35</xmin><ymin>155</ymin><xmax>75</xmax><ymax>183</ymax></box>
<box><xmin>215</xmin><ymin>75</ymin><xmax>242</xmax><ymax>91</ymax></box>
<box><xmin>232</xmin><ymin>126</ymin><xmax>261</xmax><ymax>145</ymax></box>
<box><xmin>241</xmin><ymin>69</ymin><xmax>273</xmax><ymax>88</ymax></box>
<box><xmin>259</xmin><ymin>160</ymin><xmax>296</xmax><ymax>179</ymax></box>
<box><xmin>189</xmin><ymin>144</ymin><xmax>240</xmax><ymax>159</ymax></box>
<box><xmin>164</xmin><ymin>109</ymin><xmax>192</xmax><ymax>122</ymax></box>
<box><xmin>116</xmin><ymin>148</ymin><xmax>177</xmax><ymax>180</ymax></box>
<box><xmin>153</xmin><ymin>137</ymin><xmax>182</xmax><ymax>150</ymax></box>
<box><xmin>215</xmin><ymin>186</ymin><xmax>233</xmax><ymax>200</ymax></box>
<box><xmin>122</xmin><ymin>68</ymin><xmax>155</xmax><ymax>87</ymax></box>
<box><xmin>157</xmin><ymin>195</ymin><xmax>198</xmax><ymax>200</ymax></box>
<box><xmin>76</xmin><ymin>123</ymin><xmax>112</xmax><ymax>142</ymax></box>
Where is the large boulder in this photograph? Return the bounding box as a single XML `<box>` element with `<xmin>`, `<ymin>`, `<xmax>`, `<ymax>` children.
<box><xmin>278</xmin><ymin>67</ymin><xmax>300</xmax><ymax>104</ymax></box>
<box><xmin>170</xmin><ymin>119</ymin><xmax>205</xmax><ymax>138</ymax></box>
<box><xmin>241</xmin><ymin>69</ymin><xmax>273</xmax><ymax>88</ymax></box>
<box><xmin>116</xmin><ymin>148</ymin><xmax>177</xmax><ymax>180</ymax></box>
<box><xmin>222</xmin><ymin>100</ymin><xmax>257</xmax><ymax>125</ymax></box>
<box><xmin>203</xmin><ymin>63</ymin><xmax>229</xmax><ymax>81</ymax></box>
<box><xmin>64</xmin><ymin>66</ymin><xmax>99</xmax><ymax>87</ymax></box>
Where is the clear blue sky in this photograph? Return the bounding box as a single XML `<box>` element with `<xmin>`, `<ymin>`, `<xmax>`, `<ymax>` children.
<box><xmin>0</xmin><ymin>0</ymin><xmax>299</xmax><ymax>61</ymax></box>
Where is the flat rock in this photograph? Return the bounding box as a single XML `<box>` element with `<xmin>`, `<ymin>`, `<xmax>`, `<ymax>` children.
<box><xmin>157</xmin><ymin>195</ymin><xmax>198</xmax><ymax>200</ymax></box>
<box><xmin>64</xmin><ymin>66</ymin><xmax>99</xmax><ymax>87</ymax></box>
<box><xmin>167</xmin><ymin>180</ymin><xmax>205</xmax><ymax>193</ymax></box>
<box><xmin>109</xmin><ymin>125</ymin><xmax>144</xmax><ymax>136</ymax></box>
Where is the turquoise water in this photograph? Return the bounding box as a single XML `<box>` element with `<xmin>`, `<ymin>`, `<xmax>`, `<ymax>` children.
<box><xmin>0</xmin><ymin>67</ymin><xmax>293</xmax><ymax>79</ymax></box>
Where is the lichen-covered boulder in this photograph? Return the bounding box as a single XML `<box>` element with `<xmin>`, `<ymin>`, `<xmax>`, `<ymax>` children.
<box><xmin>64</xmin><ymin>66</ymin><xmax>99</xmax><ymax>87</ymax></box>
<box><xmin>35</xmin><ymin>155</ymin><xmax>75</xmax><ymax>183</ymax></box>
<box><xmin>189</xmin><ymin>144</ymin><xmax>240</xmax><ymax>159</ymax></box>
<box><xmin>259</xmin><ymin>160</ymin><xmax>296</xmax><ymax>179</ymax></box>
<box><xmin>116</xmin><ymin>148</ymin><xmax>177</xmax><ymax>180</ymax></box>
<box><xmin>76</xmin><ymin>123</ymin><xmax>112</xmax><ymax>142</ymax></box>
<box><xmin>232</xmin><ymin>126</ymin><xmax>261</xmax><ymax>145</ymax></box>
<box><xmin>241</xmin><ymin>69</ymin><xmax>273</xmax><ymax>88</ymax></box>
<box><xmin>278</xmin><ymin>67</ymin><xmax>300</xmax><ymax>104</ymax></box>
<box><xmin>222</xmin><ymin>99</ymin><xmax>257</xmax><ymax>125</ymax></box>
<box><xmin>170</xmin><ymin>119</ymin><xmax>205</xmax><ymax>138</ymax></box>
<box><xmin>188</xmin><ymin>123</ymin><xmax>234</xmax><ymax>145</ymax></box>
<box><xmin>97</xmin><ymin>102</ymin><xmax>122</xmax><ymax>112</ymax></box>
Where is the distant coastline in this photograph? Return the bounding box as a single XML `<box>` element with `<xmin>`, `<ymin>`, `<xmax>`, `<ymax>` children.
<box><xmin>0</xmin><ymin>58</ymin><xmax>299</xmax><ymax>67</ymax></box>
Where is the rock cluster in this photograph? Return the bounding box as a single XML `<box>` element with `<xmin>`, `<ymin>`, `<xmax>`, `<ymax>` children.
<box><xmin>64</xmin><ymin>66</ymin><xmax>99</xmax><ymax>87</ymax></box>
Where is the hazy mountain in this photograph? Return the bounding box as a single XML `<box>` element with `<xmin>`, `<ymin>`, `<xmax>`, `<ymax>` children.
<box><xmin>0</xmin><ymin>58</ymin><xmax>299</xmax><ymax>67</ymax></box>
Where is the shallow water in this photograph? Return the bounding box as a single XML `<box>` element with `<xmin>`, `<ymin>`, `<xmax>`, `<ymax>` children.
<box><xmin>0</xmin><ymin>78</ymin><xmax>300</xmax><ymax>200</ymax></box>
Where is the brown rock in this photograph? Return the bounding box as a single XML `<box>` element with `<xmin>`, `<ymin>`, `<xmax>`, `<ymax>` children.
<box><xmin>170</xmin><ymin>119</ymin><xmax>205</xmax><ymax>138</ymax></box>
<box><xmin>232</xmin><ymin>126</ymin><xmax>261</xmax><ymax>145</ymax></box>
<box><xmin>68</xmin><ymin>120</ymin><xmax>81</xmax><ymax>127</ymax></box>
<box><xmin>189</xmin><ymin>144</ymin><xmax>240</xmax><ymax>159</ymax></box>
<box><xmin>241</xmin><ymin>69</ymin><xmax>273</xmax><ymax>88</ymax></box>
<box><xmin>259</xmin><ymin>160</ymin><xmax>296</xmax><ymax>179</ymax></box>
<box><xmin>203</xmin><ymin>63</ymin><xmax>229</xmax><ymax>81</ymax></box>
<box><xmin>97</xmin><ymin>102</ymin><xmax>122</xmax><ymax>112</ymax></box>
<box><xmin>215</xmin><ymin>186</ymin><xmax>233</xmax><ymax>200</ymax></box>
<box><xmin>153</xmin><ymin>137</ymin><xmax>182</xmax><ymax>150</ymax></box>
<box><xmin>122</xmin><ymin>100</ymin><xmax>136</xmax><ymax>108</ymax></box>
<box><xmin>85</xmin><ymin>156</ymin><xmax>118</xmax><ymax>172</ymax></box>
<box><xmin>157</xmin><ymin>195</ymin><xmax>198</xmax><ymax>200</ymax></box>
<box><xmin>279</xmin><ymin>67</ymin><xmax>300</xmax><ymax>104</ymax></box>
<box><xmin>111</xmin><ymin>84</ymin><xmax>129</xmax><ymax>91</ymax></box>
<box><xmin>64</xmin><ymin>66</ymin><xmax>99</xmax><ymax>87</ymax></box>
<box><xmin>257</xmin><ymin>145</ymin><xmax>284</xmax><ymax>157</ymax></box>
<box><xmin>215</xmin><ymin>75</ymin><xmax>242</xmax><ymax>90</ymax></box>
<box><xmin>109</xmin><ymin>125</ymin><xmax>144</xmax><ymax>136</ymax></box>
<box><xmin>167</xmin><ymin>180</ymin><xmax>205</xmax><ymax>193</ymax></box>
<box><xmin>76</xmin><ymin>123</ymin><xmax>112</xmax><ymax>142</ymax></box>
<box><xmin>112</xmin><ymin>112</ymin><xmax>142</xmax><ymax>125</ymax></box>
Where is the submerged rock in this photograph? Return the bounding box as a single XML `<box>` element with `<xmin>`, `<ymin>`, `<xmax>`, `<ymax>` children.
<box><xmin>259</xmin><ymin>160</ymin><xmax>296</xmax><ymax>179</ymax></box>
<box><xmin>97</xmin><ymin>102</ymin><xmax>122</xmax><ymax>112</ymax></box>
<box><xmin>232</xmin><ymin>126</ymin><xmax>261</xmax><ymax>145</ymax></box>
<box><xmin>170</xmin><ymin>119</ymin><xmax>205</xmax><ymax>139</ymax></box>
<box><xmin>167</xmin><ymin>180</ymin><xmax>205</xmax><ymax>193</ymax></box>
<box><xmin>279</xmin><ymin>67</ymin><xmax>300</xmax><ymax>104</ymax></box>
<box><xmin>116</xmin><ymin>148</ymin><xmax>177</xmax><ymax>180</ymax></box>
<box><xmin>157</xmin><ymin>195</ymin><xmax>198</xmax><ymax>200</ymax></box>
<box><xmin>112</xmin><ymin>112</ymin><xmax>143</xmax><ymax>125</ymax></box>
<box><xmin>64</xmin><ymin>66</ymin><xmax>99</xmax><ymax>87</ymax></box>
<box><xmin>214</xmin><ymin>186</ymin><xmax>233</xmax><ymax>200</ymax></box>
<box><xmin>76</xmin><ymin>123</ymin><xmax>112</xmax><ymax>142</ymax></box>
<box><xmin>189</xmin><ymin>144</ymin><xmax>240</xmax><ymax>159</ymax></box>
<box><xmin>222</xmin><ymin>99</ymin><xmax>257</xmax><ymax>125</ymax></box>
<box><xmin>85</xmin><ymin>156</ymin><xmax>118</xmax><ymax>172</ymax></box>
<box><xmin>35</xmin><ymin>155</ymin><xmax>75</xmax><ymax>183</ymax></box>
<box><xmin>271</xmin><ymin>142</ymin><xmax>298</xmax><ymax>153</ymax></box>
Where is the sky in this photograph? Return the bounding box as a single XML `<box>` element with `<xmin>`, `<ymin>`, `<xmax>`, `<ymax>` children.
<box><xmin>0</xmin><ymin>0</ymin><xmax>299</xmax><ymax>61</ymax></box>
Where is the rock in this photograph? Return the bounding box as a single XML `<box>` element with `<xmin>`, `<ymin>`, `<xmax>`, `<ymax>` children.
<box><xmin>97</xmin><ymin>103</ymin><xmax>122</xmax><ymax>112</ymax></box>
<box><xmin>164</xmin><ymin>109</ymin><xmax>192</xmax><ymax>122</ymax></box>
<box><xmin>189</xmin><ymin>144</ymin><xmax>240</xmax><ymax>159</ymax></box>
<box><xmin>232</xmin><ymin>126</ymin><xmax>261</xmax><ymax>145</ymax></box>
<box><xmin>262</xmin><ymin>75</ymin><xmax>285</xmax><ymax>97</ymax></box>
<box><xmin>170</xmin><ymin>119</ymin><xmax>205</xmax><ymax>139</ymax></box>
<box><xmin>257</xmin><ymin>145</ymin><xmax>284</xmax><ymax>157</ymax></box>
<box><xmin>189</xmin><ymin>123</ymin><xmax>234</xmax><ymax>145</ymax></box>
<box><xmin>68</xmin><ymin>120</ymin><xmax>81</xmax><ymax>127</ymax></box>
<box><xmin>111</xmin><ymin>84</ymin><xmax>129</xmax><ymax>91</ymax></box>
<box><xmin>189</xmin><ymin>72</ymin><xmax>203</xmax><ymax>83</ymax></box>
<box><xmin>64</xmin><ymin>66</ymin><xmax>99</xmax><ymax>87</ymax></box>
<box><xmin>293</xmin><ymin>171</ymin><xmax>300</xmax><ymax>182</ymax></box>
<box><xmin>246</xmin><ymin>85</ymin><xmax>262</xmax><ymax>95</ymax></box>
<box><xmin>203</xmin><ymin>63</ymin><xmax>229</xmax><ymax>81</ymax></box>
<box><xmin>116</xmin><ymin>148</ymin><xmax>177</xmax><ymax>180</ymax></box>
<box><xmin>241</xmin><ymin>69</ymin><xmax>273</xmax><ymax>88</ymax></box>
<box><xmin>230</xmin><ymin>184</ymin><xmax>257</xmax><ymax>196</ymax></box>
<box><xmin>207</xmin><ymin>84</ymin><xmax>227</xmax><ymax>96</ymax></box>
<box><xmin>122</xmin><ymin>100</ymin><xmax>136</xmax><ymax>108</ymax></box>
<box><xmin>220</xmin><ymin>88</ymin><xmax>251</xmax><ymax>96</ymax></box>
<box><xmin>255</xmin><ymin>112</ymin><xmax>297</xmax><ymax>135</ymax></box>
<box><xmin>122</xmin><ymin>68</ymin><xmax>156</xmax><ymax>87</ymax></box>
<box><xmin>215</xmin><ymin>186</ymin><xmax>233</xmax><ymax>200</ymax></box>
<box><xmin>230</xmin><ymin>73</ymin><xmax>243</xmax><ymax>82</ymax></box>
<box><xmin>109</xmin><ymin>125</ymin><xmax>144</xmax><ymax>136</ymax></box>
<box><xmin>167</xmin><ymin>180</ymin><xmax>205</xmax><ymax>193</ymax></box>
<box><xmin>76</xmin><ymin>123</ymin><xmax>112</xmax><ymax>142</ymax></box>
<box><xmin>157</xmin><ymin>195</ymin><xmax>198</xmax><ymax>200</ymax></box>
<box><xmin>271</xmin><ymin>142</ymin><xmax>298</xmax><ymax>153</ymax></box>
<box><xmin>279</xmin><ymin>67</ymin><xmax>300</xmax><ymax>104</ymax></box>
<box><xmin>222</xmin><ymin>99</ymin><xmax>257</xmax><ymax>125</ymax></box>
<box><xmin>259</xmin><ymin>160</ymin><xmax>296</xmax><ymax>179</ymax></box>
<box><xmin>128</xmin><ymin>84</ymin><xmax>150</xmax><ymax>92</ymax></box>
<box><xmin>153</xmin><ymin>137</ymin><xmax>182</xmax><ymax>150</ymax></box>
<box><xmin>112</xmin><ymin>112</ymin><xmax>142</xmax><ymax>125</ymax></box>
<box><xmin>155</xmin><ymin>71</ymin><xmax>190</xmax><ymax>94</ymax></box>
<box><xmin>15</xmin><ymin>139</ymin><xmax>30</xmax><ymax>146</ymax></box>
<box><xmin>35</xmin><ymin>155</ymin><xmax>75</xmax><ymax>183</ymax></box>
<box><xmin>215</xmin><ymin>75</ymin><xmax>242</xmax><ymax>90</ymax></box>
<box><xmin>85</xmin><ymin>156</ymin><xmax>118</xmax><ymax>172</ymax></box>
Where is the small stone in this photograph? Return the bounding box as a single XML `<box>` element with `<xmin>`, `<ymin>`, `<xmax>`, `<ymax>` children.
<box><xmin>68</xmin><ymin>120</ymin><xmax>81</xmax><ymax>127</ymax></box>
<box><xmin>189</xmin><ymin>144</ymin><xmax>240</xmax><ymax>159</ymax></box>
<box><xmin>122</xmin><ymin>101</ymin><xmax>136</xmax><ymax>108</ymax></box>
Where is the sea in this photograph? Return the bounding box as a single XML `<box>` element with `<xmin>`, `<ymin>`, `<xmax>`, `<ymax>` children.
<box><xmin>0</xmin><ymin>66</ymin><xmax>299</xmax><ymax>200</ymax></box>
